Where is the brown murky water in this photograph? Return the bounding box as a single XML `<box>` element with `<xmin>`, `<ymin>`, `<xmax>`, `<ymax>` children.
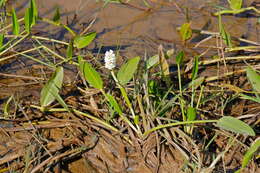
<box><xmin>10</xmin><ymin>0</ymin><xmax>260</xmax><ymax>58</ymax></box>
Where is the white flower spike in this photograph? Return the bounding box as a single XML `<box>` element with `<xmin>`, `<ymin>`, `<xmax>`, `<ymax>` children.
<box><xmin>104</xmin><ymin>49</ymin><xmax>116</xmax><ymax>70</ymax></box>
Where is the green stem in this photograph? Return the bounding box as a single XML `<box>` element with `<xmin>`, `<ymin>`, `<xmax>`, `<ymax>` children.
<box><xmin>143</xmin><ymin>119</ymin><xmax>218</xmax><ymax>137</ymax></box>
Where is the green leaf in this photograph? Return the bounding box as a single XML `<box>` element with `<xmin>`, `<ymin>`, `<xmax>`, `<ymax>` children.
<box><xmin>240</xmin><ymin>94</ymin><xmax>260</xmax><ymax>104</ymax></box>
<box><xmin>11</xmin><ymin>8</ymin><xmax>20</xmax><ymax>36</ymax></box>
<box><xmin>0</xmin><ymin>33</ymin><xmax>4</xmax><ymax>48</ymax></box>
<box><xmin>229</xmin><ymin>0</ymin><xmax>242</xmax><ymax>10</ymax></box>
<box><xmin>24</xmin><ymin>8</ymin><xmax>32</xmax><ymax>33</ymax></box>
<box><xmin>0</xmin><ymin>0</ymin><xmax>6</xmax><ymax>7</ymax></box>
<box><xmin>78</xmin><ymin>57</ymin><xmax>103</xmax><ymax>89</ymax></box>
<box><xmin>176</xmin><ymin>51</ymin><xmax>184</xmax><ymax>65</ymax></box>
<box><xmin>47</xmin><ymin>83</ymin><xmax>69</xmax><ymax>111</ymax></box>
<box><xmin>187</xmin><ymin>77</ymin><xmax>205</xmax><ymax>90</ymax></box>
<box><xmin>241</xmin><ymin>139</ymin><xmax>260</xmax><ymax>170</ymax></box>
<box><xmin>105</xmin><ymin>93</ymin><xmax>123</xmax><ymax>115</ymax></box>
<box><xmin>216</xmin><ymin>116</ymin><xmax>255</xmax><ymax>136</ymax></box>
<box><xmin>30</xmin><ymin>0</ymin><xmax>38</xmax><ymax>25</ymax></box>
<box><xmin>246</xmin><ymin>67</ymin><xmax>260</xmax><ymax>93</ymax></box>
<box><xmin>3</xmin><ymin>95</ymin><xmax>13</xmax><ymax>118</ymax></box>
<box><xmin>187</xmin><ymin>106</ymin><xmax>196</xmax><ymax>121</ymax></box>
<box><xmin>191</xmin><ymin>56</ymin><xmax>199</xmax><ymax>80</ymax></box>
<box><xmin>146</xmin><ymin>55</ymin><xmax>159</xmax><ymax>70</ymax></box>
<box><xmin>117</xmin><ymin>56</ymin><xmax>140</xmax><ymax>85</ymax></box>
<box><xmin>52</xmin><ymin>7</ymin><xmax>60</xmax><ymax>24</ymax></box>
<box><xmin>66</xmin><ymin>40</ymin><xmax>73</xmax><ymax>60</ymax></box>
<box><xmin>74</xmin><ymin>32</ymin><xmax>96</xmax><ymax>49</ymax></box>
<box><xmin>218</xmin><ymin>15</ymin><xmax>232</xmax><ymax>47</ymax></box>
<box><xmin>40</xmin><ymin>66</ymin><xmax>64</xmax><ymax>107</ymax></box>
<box><xmin>179</xmin><ymin>22</ymin><xmax>192</xmax><ymax>41</ymax></box>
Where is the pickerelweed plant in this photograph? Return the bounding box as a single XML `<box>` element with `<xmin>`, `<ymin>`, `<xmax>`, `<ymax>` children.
<box><xmin>1</xmin><ymin>0</ymin><xmax>257</xmax><ymax>140</ymax></box>
<box><xmin>1</xmin><ymin>0</ymin><xmax>259</xmax><ymax>172</ymax></box>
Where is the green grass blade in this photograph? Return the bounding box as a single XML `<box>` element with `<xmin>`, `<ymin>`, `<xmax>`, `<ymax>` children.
<box><xmin>24</xmin><ymin>7</ymin><xmax>31</xmax><ymax>33</ymax></box>
<box><xmin>30</xmin><ymin>0</ymin><xmax>38</xmax><ymax>25</ymax></box>
<box><xmin>105</xmin><ymin>93</ymin><xmax>123</xmax><ymax>115</ymax></box>
<box><xmin>216</xmin><ymin>116</ymin><xmax>255</xmax><ymax>136</ymax></box>
<box><xmin>117</xmin><ymin>56</ymin><xmax>140</xmax><ymax>85</ymax></box>
<box><xmin>241</xmin><ymin>139</ymin><xmax>260</xmax><ymax>170</ymax></box>
<box><xmin>240</xmin><ymin>94</ymin><xmax>260</xmax><ymax>103</ymax></box>
<box><xmin>191</xmin><ymin>56</ymin><xmax>199</xmax><ymax>80</ymax></box>
<box><xmin>0</xmin><ymin>33</ymin><xmax>4</xmax><ymax>48</ymax></box>
<box><xmin>40</xmin><ymin>66</ymin><xmax>64</xmax><ymax>107</ymax></box>
<box><xmin>74</xmin><ymin>32</ymin><xmax>96</xmax><ymax>49</ymax></box>
<box><xmin>11</xmin><ymin>8</ymin><xmax>20</xmax><ymax>36</ymax></box>
<box><xmin>78</xmin><ymin>57</ymin><xmax>103</xmax><ymax>89</ymax></box>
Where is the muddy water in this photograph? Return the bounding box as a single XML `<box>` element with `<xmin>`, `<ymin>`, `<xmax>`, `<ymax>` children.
<box><xmin>10</xmin><ymin>0</ymin><xmax>259</xmax><ymax>58</ymax></box>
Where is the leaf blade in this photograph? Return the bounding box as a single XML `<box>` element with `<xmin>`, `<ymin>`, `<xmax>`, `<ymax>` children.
<box><xmin>40</xmin><ymin>66</ymin><xmax>64</xmax><ymax>107</ymax></box>
<box><xmin>78</xmin><ymin>57</ymin><xmax>103</xmax><ymax>89</ymax></box>
<box><xmin>74</xmin><ymin>32</ymin><xmax>96</xmax><ymax>49</ymax></box>
<box><xmin>216</xmin><ymin>116</ymin><xmax>255</xmax><ymax>136</ymax></box>
<box><xmin>117</xmin><ymin>56</ymin><xmax>140</xmax><ymax>85</ymax></box>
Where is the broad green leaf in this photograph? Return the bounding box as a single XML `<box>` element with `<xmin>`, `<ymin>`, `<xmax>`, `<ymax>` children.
<box><xmin>229</xmin><ymin>0</ymin><xmax>242</xmax><ymax>10</ymax></box>
<box><xmin>187</xmin><ymin>106</ymin><xmax>196</xmax><ymax>121</ymax></box>
<box><xmin>191</xmin><ymin>56</ymin><xmax>199</xmax><ymax>80</ymax></box>
<box><xmin>176</xmin><ymin>51</ymin><xmax>184</xmax><ymax>65</ymax></box>
<box><xmin>66</xmin><ymin>40</ymin><xmax>73</xmax><ymax>60</ymax></box>
<box><xmin>0</xmin><ymin>34</ymin><xmax>4</xmax><ymax>48</ymax></box>
<box><xmin>216</xmin><ymin>116</ymin><xmax>255</xmax><ymax>136</ymax></box>
<box><xmin>146</xmin><ymin>55</ymin><xmax>159</xmax><ymax>70</ymax></box>
<box><xmin>78</xmin><ymin>57</ymin><xmax>103</xmax><ymax>89</ymax></box>
<box><xmin>11</xmin><ymin>8</ymin><xmax>20</xmax><ymax>36</ymax></box>
<box><xmin>52</xmin><ymin>7</ymin><xmax>60</xmax><ymax>24</ymax></box>
<box><xmin>74</xmin><ymin>32</ymin><xmax>96</xmax><ymax>49</ymax></box>
<box><xmin>117</xmin><ymin>56</ymin><xmax>140</xmax><ymax>85</ymax></box>
<box><xmin>40</xmin><ymin>66</ymin><xmax>64</xmax><ymax>107</ymax></box>
<box><xmin>179</xmin><ymin>22</ymin><xmax>192</xmax><ymax>41</ymax></box>
<box><xmin>105</xmin><ymin>93</ymin><xmax>123</xmax><ymax>115</ymax></box>
<box><xmin>246</xmin><ymin>67</ymin><xmax>260</xmax><ymax>93</ymax></box>
<box><xmin>240</xmin><ymin>139</ymin><xmax>260</xmax><ymax>171</ymax></box>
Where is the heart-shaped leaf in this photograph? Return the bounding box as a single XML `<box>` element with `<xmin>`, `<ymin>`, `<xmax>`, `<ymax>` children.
<box><xmin>74</xmin><ymin>32</ymin><xmax>96</xmax><ymax>49</ymax></box>
<box><xmin>216</xmin><ymin>116</ymin><xmax>255</xmax><ymax>136</ymax></box>
<box><xmin>78</xmin><ymin>56</ymin><xmax>103</xmax><ymax>89</ymax></box>
<box><xmin>40</xmin><ymin>66</ymin><xmax>64</xmax><ymax>107</ymax></box>
<box><xmin>117</xmin><ymin>56</ymin><xmax>140</xmax><ymax>85</ymax></box>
